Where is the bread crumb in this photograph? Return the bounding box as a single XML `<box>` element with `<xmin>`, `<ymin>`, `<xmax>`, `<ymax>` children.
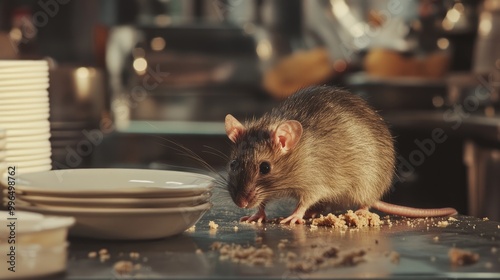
<box><xmin>113</xmin><ymin>260</ymin><xmax>134</xmax><ymax>275</ymax></box>
<box><xmin>99</xmin><ymin>249</ymin><xmax>108</xmax><ymax>256</ymax></box>
<box><xmin>277</xmin><ymin>242</ymin><xmax>286</xmax><ymax>250</ymax></box>
<box><xmin>209</xmin><ymin>221</ymin><xmax>219</xmax><ymax>230</ymax></box>
<box><xmin>88</xmin><ymin>251</ymin><xmax>97</xmax><ymax>258</ymax></box>
<box><xmin>212</xmin><ymin>242</ymin><xmax>274</xmax><ymax>267</ymax></box>
<box><xmin>195</xmin><ymin>249</ymin><xmax>203</xmax><ymax>254</ymax></box>
<box><xmin>389</xmin><ymin>251</ymin><xmax>400</xmax><ymax>264</ymax></box>
<box><xmin>255</xmin><ymin>236</ymin><xmax>263</xmax><ymax>244</ymax></box>
<box><xmin>437</xmin><ymin>221</ymin><xmax>449</xmax><ymax>228</ymax></box>
<box><xmin>483</xmin><ymin>217</ymin><xmax>489</xmax><ymax>221</ymax></box>
<box><xmin>433</xmin><ymin>236</ymin><xmax>439</xmax><ymax>242</ymax></box>
<box><xmin>448</xmin><ymin>217</ymin><xmax>458</xmax><ymax>222</ymax></box>
<box><xmin>186</xmin><ymin>225</ymin><xmax>196</xmax><ymax>232</ymax></box>
<box><xmin>233</xmin><ymin>226</ymin><xmax>239</xmax><ymax>231</ymax></box>
<box><xmin>491</xmin><ymin>247</ymin><xmax>497</xmax><ymax>254</ymax></box>
<box><xmin>129</xmin><ymin>252</ymin><xmax>140</xmax><ymax>260</ymax></box>
<box><xmin>448</xmin><ymin>248</ymin><xmax>479</xmax><ymax>266</ymax></box>
<box><xmin>311</xmin><ymin>210</ymin><xmax>380</xmax><ymax>229</ymax></box>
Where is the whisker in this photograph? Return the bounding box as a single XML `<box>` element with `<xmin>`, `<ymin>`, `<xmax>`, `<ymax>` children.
<box><xmin>203</xmin><ymin>145</ymin><xmax>229</xmax><ymax>160</ymax></box>
<box><xmin>152</xmin><ymin>136</ymin><xmax>228</xmax><ymax>185</ymax></box>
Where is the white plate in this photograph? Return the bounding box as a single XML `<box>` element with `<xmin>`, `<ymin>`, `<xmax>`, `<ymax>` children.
<box><xmin>4</xmin><ymin>158</ymin><xmax>52</xmax><ymax>168</ymax></box>
<box><xmin>0</xmin><ymin>78</ymin><xmax>49</xmax><ymax>86</ymax></box>
<box><xmin>0</xmin><ymin>60</ymin><xmax>48</xmax><ymax>67</ymax></box>
<box><xmin>0</xmin><ymin>113</ymin><xmax>49</xmax><ymax>123</ymax></box>
<box><xmin>5</xmin><ymin>147</ymin><xmax>51</xmax><ymax>157</ymax></box>
<box><xmin>0</xmin><ymin>90</ymin><xmax>48</xmax><ymax>99</ymax></box>
<box><xmin>17</xmin><ymin>192</ymin><xmax>211</xmax><ymax>208</ymax></box>
<box><xmin>0</xmin><ymin>72</ymin><xmax>48</xmax><ymax>80</ymax></box>
<box><xmin>10</xmin><ymin>169</ymin><xmax>215</xmax><ymax>198</ymax></box>
<box><xmin>0</xmin><ymin>66</ymin><xmax>48</xmax><ymax>74</ymax></box>
<box><xmin>0</xmin><ymin>96</ymin><xmax>49</xmax><ymax>105</ymax></box>
<box><xmin>0</xmin><ymin>99</ymin><xmax>50</xmax><ymax>111</ymax></box>
<box><xmin>6</xmin><ymin>151</ymin><xmax>51</xmax><ymax>162</ymax></box>
<box><xmin>17</xmin><ymin>202</ymin><xmax>211</xmax><ymax>240</ymax></box>
<box><xmin>0</xmin><ymin>82</ymin><xmax>49</xmax><ymax>91</ymax></box>
<box><xmin>0</xmin><ymin>107</ymin><xmax>49</xmax><ymax>116</ymax></box>
<box><xmin>5</xmin><ymin>132</ymin><xmax>50</xmax><ymax>143</ymax></box>
<box><xmin>5</xmin><ymin>127</ymin><xmax>50</xmax><ymax>137</ymax></box>
<box><xmin>14</xmin><ymin>165</ymin><xmax>52</xmax><ymax>174</ymax></box>
<box><xmin>0</xmin><ymin>120</ymin><xmax>49</xmax><ymax>130</ymax></box>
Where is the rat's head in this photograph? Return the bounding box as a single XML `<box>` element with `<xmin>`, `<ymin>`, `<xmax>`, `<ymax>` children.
<box><xmin>224</xmin><ymin>114</ymin><xmax>303</xmax><ymax>209</ymax></box>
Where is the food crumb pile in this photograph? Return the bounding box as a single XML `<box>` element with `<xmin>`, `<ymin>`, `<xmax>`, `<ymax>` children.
<box><xmin>448</xmin><ymin>248</ymin><xmax>480</xmax><ymax>266</ymax></box>
<box><xmin>311</xmin><ymin>210</ymin><xmax>382</xmax><ymax>228</ymax></box>
<box><xmin>209</xmin><ymin>221</ymin><xmax>219</xmax><ymax>230</ymax></box>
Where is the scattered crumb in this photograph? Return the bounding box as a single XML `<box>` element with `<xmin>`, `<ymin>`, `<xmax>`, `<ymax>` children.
<box><xmin>113</xmin><ymin>260</ymin><xmax>134</xmax><ymax>275</ymax></box>
<box><xmin>448</xmin><ymin>217</ymin><xmax>458</xmax><ymax>222</ymax></box>
<box><xmin>277</xmin><ymin>242</ymin><xmax>286</xmax><ymax>250</ymax></box>
<box><xmin>99</xmin><ymin>249</ymin><xmax>108</xmax><ymax>256</ymax></box>
<box><xmin>311</xmin><ymin>210</ymin><xmax>381</xmax><ymax>229</ymax></box>
<box><xmin>433</xmin><ymin>236</ymin><xmax>439</xmax><ymax>242</ymax></box>
<box><xmin>483</xmin><ymin>217</ymin><xmax>489</xmax><ymax>221</ymax></box>
<box><xmin>497</xmin><ymin>225</ymin><xmax>500</xmax><ymax>229</ymax></box>
<box><xmin>186</xmin><ymin>225</ymin><xmax>196</xmax><ymax>232</ymax></box>
<box><xmin>209</xmin><ymin>221</ymin><xmax>219</xmax><ymax>230</ymax></box>
<box><xmin>213</xmin><ymin>242</ymin><xmax>274</xmax><ymax>267</ymax></box>
<box><xmin>233</xmin><ymin>226</ymin><xmax>239</xmax><ymax>232</ymax></box>
<box><xmin>129</xmin><ymin>252</ymin><xmax>140</xmax><ymax>260</ymax></box>
<box><xmin>88</xmin><ymin>251</ymin><xmax>97</xmax><ymax>258</ymax></box>
<box><xmin>448</xmin><ymin>248</ymin><xmax>480</xmax><ymax>266</ymax></box>
<box><xmin>195</xmin><ymin>249</ymin><xmax>203</xmax><ymax>255</ymax></box>
<box><xmin>491</xmin><ymin>247</ymin><xmax>498</xmax><ymax>254</ymax></box>
<box><xmin>255</xmin><ymin>237</ymin><xmax>263</xmax><ymax>244</ymax></box>
<box><xmin>437</xmin><ymin>221</ymin><xmax>449</xmax><ymax>228</ymax></box>
<box><xmin>286</xmin><ymin>252</ymin><xmax>298</xmax><ymax>261</ymax></box>
<box><xmin>388</xmin><ymin>251</ymin><xmax>400</xmax><ymax>264</ymax></box>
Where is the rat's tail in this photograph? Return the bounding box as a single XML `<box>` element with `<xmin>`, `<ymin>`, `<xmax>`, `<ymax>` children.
<box><xmin>371</xmin><ymin>201</ymin><xmax>457</xmax><ymax>218</ymax></box>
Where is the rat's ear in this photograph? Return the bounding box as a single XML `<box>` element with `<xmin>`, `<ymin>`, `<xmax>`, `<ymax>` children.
<box><xmin>225</xmin><ymin>114</ymin><xmax>245</xmax><ymax>143</ymax></box>
<box><xmin>274</xmin><ymin>120</ymin><xmax>303</xmax><ymax>152</ymax></box>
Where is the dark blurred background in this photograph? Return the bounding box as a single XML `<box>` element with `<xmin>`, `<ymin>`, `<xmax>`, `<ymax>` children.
<box><xmin>0</xmin><ymin>0</ymin><xmax>499</xmax><ymax>219</ymax></box>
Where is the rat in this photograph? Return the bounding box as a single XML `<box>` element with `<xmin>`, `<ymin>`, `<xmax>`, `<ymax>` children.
<box><xmin>224</xmin><ymin>86</ymin><xmax>457</xmax><ymax>224</ymax></box>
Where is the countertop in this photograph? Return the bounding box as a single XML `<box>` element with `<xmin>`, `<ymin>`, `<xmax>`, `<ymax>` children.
<box><xmin>53</xmin><ymin>189</ymin><xmax>500</xmax><ymax>280</ymax></box>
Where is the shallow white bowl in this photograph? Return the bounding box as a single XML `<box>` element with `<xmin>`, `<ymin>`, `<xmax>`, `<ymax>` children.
<box><xmin>18</xmin><ymin>202</ymin><xmax>211</xmax><ymax>240</ymax></box>
<box><xmin>17</xmin><ymin>192</ymin><xmax>211</xmax><ymax>208</ymax></box>
<box><xmin>10</xmin><ymin>169</ymin><xmax>215</xmax><ymax>198</ymax></box>
<box><xmin>0</xmin><ymin>211</ymin><xmax>74</xmax><ymax>246</ymax></box>
<box><xmin>0</xmin><ymin>242</ymin><xmax>68</xmax><ymax>279</ymax></box>
<box><xmin>5</xmin><ymin>132</ymin><xmax>50</xmax><ymax>143</ymax></box>
<box><xmin>0</xmin><ymin>102</ymin><xmax>49</xmax><ymax>111</ymax></box>
<box><xmin>0</xmin><ymin>96</ymin><xmax>48</xmax><ymax>105</ymax></box>
<box><xmin>0</xmin><ymin>120</ymin><xmax>50</xmax><ymax>130</ymax></box>
<box><xmin>6</xmin><ymin>151</ymin><xmax>51</xmax><ymax>162</ymax></box>
<box><xmin>6</xmin><ymin>140</ymin><xmax>51</xmax><ymax>150</ymax></box>
<box><xmin>0</xmin><ymin>72</ymin><xmax>48</xmax><ymax>80</ymax></box>
<box><xmin>0</xmin><ymin>66</ymin><xmax>48</xmax><ymax>74</ymax></box>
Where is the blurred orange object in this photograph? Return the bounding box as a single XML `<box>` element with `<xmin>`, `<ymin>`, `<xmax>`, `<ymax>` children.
<box><xmin>263</xmin><ymin>48</ymin><xmax>336</xmax><ymax>99</ymax></box>
<box><xmin>364</xmin><ymin>48</ymin><xmax>450</xmax><ymax>79</ymax></box>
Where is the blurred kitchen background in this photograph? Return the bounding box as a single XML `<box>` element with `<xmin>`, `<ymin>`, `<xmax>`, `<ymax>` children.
<box><xmin>0</xmin><ymin>0</ymin><xmax>499</xmax><ymax>220</ymax></box>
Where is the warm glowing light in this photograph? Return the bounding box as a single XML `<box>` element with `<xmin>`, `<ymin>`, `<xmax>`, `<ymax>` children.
<box><xmin>151</xmin><ymin>37</ymin><xmax>166</xmax><ymax>51</ymax></box>
<box><xmin>446</xmin><ymin>8</ymin><xmax>461</xmax><ymax>23</ymax></box>
<box><xmin>155</xmin><ymin>15</ymin><xmax>171</xmax><ymax>27</ymax></box>
<box><xmin>76</xmin><ymin>67</ymin><xmax>89</xmax><ymax>79</ymax></box>
<box><xmin>479</xmin><ymin>13</ymin><xmax>492</xmax><ymax>36</ymax></box>
<box><xmin>133</xmin><ymin>58</ymin><xmax>148</xmax><ymax>75</ymax></box>
<box><xmin>437</xmin><ymin>38</ymin><xmax>450</xmax><ymax>50</ymax></box>
<box><xmin>331</xmin><ymin>0</ymin><xmax>349</xmax><ymax>18</ymax></box>
<box><xmin>256</xmin><ymin>39</ymin><xmax>272</xmax><ymax>60</ymax></box>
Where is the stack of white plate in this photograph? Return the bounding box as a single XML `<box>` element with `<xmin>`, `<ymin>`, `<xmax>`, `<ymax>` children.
<box><xmin>4</xmin><ymin>168</ymin><xmax>213</xmax><ymax>240</ymax></box>
<box><xmin>0</xmin><ymin>60</ymin><xmax>52</xmax><ymax>175</ymax></box>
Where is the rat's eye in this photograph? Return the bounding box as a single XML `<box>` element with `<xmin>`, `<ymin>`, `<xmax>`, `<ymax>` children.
<box><xmin>229</xmin><ymin>160</ymin><xmax>239</xmax><ymax>172</ymax></box>
<box><xmin>259</xmin><ymin>161</ymin><xmax>271</xmax><ymax>175</ymax></box>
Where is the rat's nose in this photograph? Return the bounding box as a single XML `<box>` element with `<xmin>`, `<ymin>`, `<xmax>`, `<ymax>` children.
<box><xmin>236</xmin><ymin>198</ymin><xmax>249</xmax><ymax>208</ymax></box>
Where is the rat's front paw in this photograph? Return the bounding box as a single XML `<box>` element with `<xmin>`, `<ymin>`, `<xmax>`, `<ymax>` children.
<box><xmin>280</xmin><ymin>214</ymin><xmax>305</xmax><ymax>224</ymax></box>
<box><xmin>240</xmin><ymin>212</ymin><xmax>266</xmax><ymax>223</ymax></box>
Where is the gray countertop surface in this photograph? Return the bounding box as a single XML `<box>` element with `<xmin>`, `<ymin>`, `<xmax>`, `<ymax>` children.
<box><xmin>56</xmin><ymin>188</ymin><xmax>500</xmax><ymax>280</ymax></box>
